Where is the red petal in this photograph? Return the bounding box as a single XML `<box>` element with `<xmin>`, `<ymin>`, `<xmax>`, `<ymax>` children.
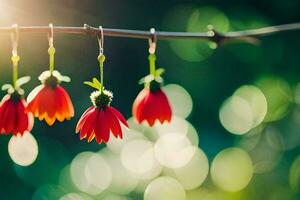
<box><xmin>4</xmin><ymin>100</ymin><xmax>16</xmax><ymax>134</ymax></box>
<box><xmin>58</xmin><ymin>85</ymin><xmax>74</xmax><ymax>118</ymax></box>
<box><xmin>16</xmin><ymin>100</ymin><xmax>28</xmax><ymax>135</ymax></box>
<box><xmin>106</xmin><ymin>107</ymin><xmax>122</xmax><ymax>139</ymax></box>
<box><xmin>109</xmin><ymin>106</ymin><xmax>128</xmax><ymax>127</ymax></box>
<box><xmin>139</xmin><ymin>92</ymin><xmax>157</xmax><ymax>126</ymax></box>
<box><xmin>157</xmin><ymin>89</ymin><xmax>172</xmax><ymax>122</ymax></box>
<box><xmin>132</xmin><ymin>88</ymin><xmax>172</xmax><ymax>126</ymax></box>
<box><xmin>0</xmin><ymin>95</ymin><xmax>11</xmax><ymax>132</ymax></box>
<box><xmin>95</xmin><ymin>109</ymin><xmax>110</xmax><ymax>143</ymax></box>
<box><xmin>55</xmin><ymin>87</ymin><xmax>65</xmax><ymax>122</ymax></box>
<box><xmin>79</xmin><ymin>109</ymin><xmax>97</xmax><ymax>141</ymax></box>
<box><xmin>132</xmin><ymin>89</ymin><xmax>149</xmax><ymax>123</ymax></box>
<box><xmin>27</xmin><ymin>85</ymin><xmax>44</xmax><ymax>116</ymax></box>
<box><xmin>76</xmin><ymin>106</ymin><xmax>94</xmax><ymax>133</ymax></box>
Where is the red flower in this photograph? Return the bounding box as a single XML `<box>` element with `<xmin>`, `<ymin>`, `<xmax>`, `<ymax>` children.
<box><xmin>76</xmin><ymin>90</ymin><xmax>128</xmax><ymax>144</ymax></box>
<box><xmin>133</xmin><ymin>87</ymin><xmax>172</xmax><ymax>126</ymax></box>
<box><xmin>0</xmin><ymin>93</ymin><xmax>33</xmax><ymax>135</ymax></box>
<box><xmin>27</xmin><ymin>70</ymin><xmax>74</xmax><ymax>126</ymax></box>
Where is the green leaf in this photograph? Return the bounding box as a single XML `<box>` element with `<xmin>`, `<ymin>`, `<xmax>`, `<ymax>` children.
<box><xmin>84</xmin><ymin>81</ymin><xmax>100</xmax><ymax>90</ymax></box>
<box><xmin>155</xmin><ymin>76</ymin><xmax>164</xmax><ymax>83</ymax></box>
<box><xmin>1</xmin><ymin>84</ymin><xmax>13</xmax><ymax>91</ymax></box>
<box><xmin>139</xmin><ymin>74</ymin><xmax>155</xmax><ymax>85</ymax></box>
<box><xmin>16</xmin><ymin>76</ymin><xmax>31</xmax><ymax>87</ymax></box>
<box><xmin>92</xmin><ymin>77</ymin><xmax>101</xmax><ymax>88</ymax></box>
<box><xmin>155</xmin><ymin>68</ymin><xmax>165</xmax><ymax>76</ymax></box>
<box><xmin>138</xmin><ymin>78</ymin><xmax>145</xmax><ymax>85</ymax></box>
<box><xmin>60</xmin><ymin>75</ymin><xmax>71</xmax><ymax>82</ymax></box>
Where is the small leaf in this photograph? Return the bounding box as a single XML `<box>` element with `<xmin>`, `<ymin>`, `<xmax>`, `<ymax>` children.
<box><xmin>155</xmin><ymin>76</ymin><xmax>164</xmax><ymax>83</ymax></box>
<box><xmin>84</xmin><ymin>81</ymin><xmax>100</xmax><ymax>90</ymax></box>
<box><xmin>16</xmin><ymin>76</ymin><xmax>31</xmax><ymax>87</ymax></box>
<box><xmin>144</xmin><ymin>74</ymin><xmax>155</xmax><ymax>83</ymax></box>
<box><xmin>60</xmin><ymin>75</ymin><xmax>71</xmax><ymax>82</ymax></box>
<box><xmin>92</xmin><ymin>77</ymin><xmax>101</xmax><ymax>88</ymax></box>
<box><xmin>138</xmin><ymin>78</ymin><xmax>145</xmax><ymax>85</ymax></box>
<box><xmin>139</xmin><ymin>75</ymin><xmax>155</xmax><ymax>85</ymax></box>
<box><xmin>1</xmin><ymin>84</ymin><xmax>13</xmax><ymax>91</ymax></box>
<box><xmin>155</xmin><ymin>68</ymin><xmax>165</xmax><ymax>76</ymax></box>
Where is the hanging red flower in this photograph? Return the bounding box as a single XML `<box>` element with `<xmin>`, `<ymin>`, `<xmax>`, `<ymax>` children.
<box><xmin>133</xmin><ymin>87</ymin><xmax>171</xmax><ymax>126</ymax></box>
<box><xmin>133</xmin><ymin>54</ymin><xmax>172</xmax><ymax>126</ymax></box>
<box><xmin>0</xmin><ymin>77</ymin><xmax>34</xmax><ymax>135</ymax></box>
<box><xmin>27</xmin><ymin>70</ymin><xmax>74</xmax><ymax>126</ymax></box>
<box><xmin>76</xmin><ymin>28</ymin><xmax>128</xmax><ymax>144</ymax></box>
<box><xmin>76</xmin><ymin>87</ymin><xmax>128</xmax><ymax>144</ymax></box>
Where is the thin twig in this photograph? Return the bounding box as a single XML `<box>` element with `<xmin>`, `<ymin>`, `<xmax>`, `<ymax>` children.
<box><xmin>0</xmin><ymin>23</ymin><xmax>298</xmax><ymax>45</ymax></box>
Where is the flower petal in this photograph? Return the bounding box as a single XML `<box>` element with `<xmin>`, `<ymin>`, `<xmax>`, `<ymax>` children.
<box><xmin>76</xmin><ymin>106</ymin><xmax>94</xmax><ymax>133</ymax></box>
<box><xmin>79</xmin><ymin>108</ymin><xmax>97</xmax><ymax>141</ymax></box>
<box><xmin>106</xmin><ymin>107</ymin><xmax>123</xmax><ymax>139</ymax></box>
<box><xmin>109</xmin><ymin>106</ymin><xmax>128</xmax><ymax>127</ymax></box>
<box><xmin>95</xmin><ymin>109</ymin><xmax>110</xmax><ymax>143</ymax></box>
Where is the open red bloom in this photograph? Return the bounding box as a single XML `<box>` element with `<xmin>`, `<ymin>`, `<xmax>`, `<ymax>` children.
<box><xmin>76</xmin><ymin>90</ymin><xmax>128</xmax><ymax>144</ymax></box>
<box><xmin>27</xmin><ymin>70</ymin><xmax>74</xmax><ymax>126</ymax></box>
<box><xmin>133</xmin><ymin>87</ymin><xmax>172</xmax><ymax>126</ymax></box>
<box><xmin>0</xmin><ymin>94</ymin><xmax>33</xmax><ymax>135</ymax></box>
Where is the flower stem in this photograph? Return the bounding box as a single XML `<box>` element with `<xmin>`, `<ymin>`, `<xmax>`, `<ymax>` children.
<box><xmin>11</xmin><ymin>55</ymin><xmax>20</xmax><ymax>88</ymax></box>
<box><xmin>48</xmin><ymin>47</ymin><xmax>56</xmax><ymax>73</ymax></box>
<box><xmin>100</xmin><ymin>61</ymin><xmax>103</xmax><ymax>91</ymax></box>
<box><xmin>98</xmin><ymin>54</ymin><xmax>106</xmax><ymax>92</ymax></box>
<box><xmin>149</xmin><ymin>54</ymin><xmax>156</xmax><ymax>76</ymax></box>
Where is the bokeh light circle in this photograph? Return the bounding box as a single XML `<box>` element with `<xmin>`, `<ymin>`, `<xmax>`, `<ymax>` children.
<box><xmin>127</xmin><ymin>117</ymin><xmax>158</xmax><ymax>141</ymax></box>
<box><xmin>84</xmin><ymin>153</ymin><xmax>112</xmax><ymax>194</ymax></box>
<box><xmin>70</xmin><ymin>151</ymin><xmax>100</xmax><ymax>194</ymax></box>
<box><xmin>163</xmin><ymin>84</ymin><xmax>193</xmax><ymax>118</ymax></box>
<box><xmin>32</xmin><ymin>184</ymin><xmax>65</xmax><ymax>200</ymax></box>
<box><xmin>101</xmin><ymin>148</ymin><xmax>139</xmax><ymax>195</ymax></box>
<box><xmin>8</xmin><ymin>132</ymin><xmax>38</xmax><ymax>166</ymax></box>
<box><xmin>107</xmin><ymin>126</ymin><xmax>145</xmax><ymax>154</ymax></box>
<box><xmin>144</xmin><ymin>176</ymin><xmax>186</xmax><ymax>200</ymax></box>
<box><xmin>163</xmin><ymin>148</ymin><xmax>209</xmax><ymax>190</ymax></box>
<box><xmin>255</xmin><ymin>76</ymin><xmax>292</xmax><ymax>122</ymax></box>
<box><xmin>234</xmin><ymin>85</ymin><xmax>267</xmax><ymax>128</ymax></box>
<box><xmin>186</xmin><ymin>122</ymin><xmax>200</xmax><ymax>146</ymax></box>
<box><xmin>154</xmin><ymin>133</ymin><xmax>196</xmax><ymax>168</ymax></box>
<box><xmin>219</xmin><ymin>96</ymin><xmax>253</xmax><ymax>135</ymax></box>
<box><xmin>154</xmin><ymin>116</ymin><xmax>189</xmax><ymax>137</ymax></box>
<box><xmin>121</xmin><ymin>139</ymin><xmax>162</xmax><ymax>179</ymax></box>
<box><xmin>163</xmin><ymin>6</ymin><xmax>229</xmax><ymax>62</ymax></box>
<box><xmin>248</xmin><ymin>127</ymin><xmax>283</xmax><ymax>174</ymax></box>
<box><xmin>102</xmin><ymin>193</ymin><xmax>132</xmax><ymax>200</ymax></box>
<box><xmin>59</xmin><ymin>193</ymin><xmax>93</xmax><ymax>200</ymax></box>
<box><xmin>289</xmin><ymin>155</ymin><xmax>300</xmax><ymax>192</ymax></box>
<box><xmin>211</xmin><ymin>148</ymin><xmax>253</xmax><ymax>192</ymax></box>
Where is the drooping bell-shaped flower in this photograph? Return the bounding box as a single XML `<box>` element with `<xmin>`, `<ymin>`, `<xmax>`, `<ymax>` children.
<box><xmin>76</xmin><ymin>54</ymin><xmax>128</xmax><ymax>144</ymax></box>
<box><xmin>133</xmin><ymin>86</ymin><xmax>171</xmax><ymax>126</ymax></box>
<box><xmin>76</xmin><ymin>88</ymin><xmax>128</xmax><ymax>144</ymax></box>
<box><xmin>0</xmin><ymin>77</ymin><xmax>34</xmax><ymax>135</ymax></box>
<box><xmin>133</xmin><ymin>54</ymin><xmax>172</xmax><ymax>126</ymax></box>
<box><xmin>27</xmin><ymin>70</ymin><xmax>74</xmax><ymax>126</ymax></box>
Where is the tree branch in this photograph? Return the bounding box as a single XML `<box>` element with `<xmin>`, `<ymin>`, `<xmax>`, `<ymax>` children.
<box><xmin>0</xmin><ymin>23</ymin><xmax>298</xmax><ymax>45</ymax></box>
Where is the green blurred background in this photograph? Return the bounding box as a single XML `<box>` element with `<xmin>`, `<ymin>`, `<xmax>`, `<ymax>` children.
<box><xmin>0</xmin><ymin>0</ymin><xmax>299</xmax><ymax>199</ymax></box>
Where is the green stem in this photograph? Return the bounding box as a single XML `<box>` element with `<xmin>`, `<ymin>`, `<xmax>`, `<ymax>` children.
<box><xmin>11</xmin><ymin>55</ymin><xmax>19</xmax><ymax>88</ymax></box>
<box><xmin>100</xmin><ymin>60</ymin><xmax>104</xmax><ymax>91</ymax></box>
<box><xmin>48</xmin><ymin>47</ymin><xmax>55</xmax><ymax>73</ymax></box>
<box><xmin>149</xmin><ymin>54</ymin><xmax>156</xmax><ymax>76</ymax></box>
<box><xmin>13</xmin><ymin>63</ymin><xmax>18</xmax><ymax>88</ymax></box>
<box><xmin>98</xmin><ymin>54</ymin><xmax>105</xmax><ymax>92</ymax></box>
